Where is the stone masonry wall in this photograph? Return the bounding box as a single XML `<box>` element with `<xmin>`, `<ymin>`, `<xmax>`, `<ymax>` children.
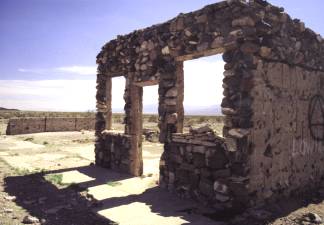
<box><xmin>6</xmin><ymin>117</ymin><xmax>95</xmax><ymax>135</ymax></box>
<box><xmin>160</xmin><ymin>126</ymin><xmax>242</xmax><ymax>210</ymax></box>
<box><xmin>247</xmin><ymin>61</ymin><xmax>324</xmax><ymax>205</ymax></box>
<box><xmin>95</xmin><ymin>130</ymin><xmax>133</xmax><ymax>173</ymax></box>
<box><xmin>95</xmin><ymin>0</ymin><xmax>324</xmax><ymax>207</ymax></box>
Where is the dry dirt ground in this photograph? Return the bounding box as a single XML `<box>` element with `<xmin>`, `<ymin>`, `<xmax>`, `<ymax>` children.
<box><xmin>0</xmin><ymin>129</ymin><xmax>323</xmax><ymax>225</ymax></box>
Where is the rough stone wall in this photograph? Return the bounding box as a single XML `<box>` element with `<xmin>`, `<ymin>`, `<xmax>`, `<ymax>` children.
<box><xmin>160</xmin><ymin>126</ymin><xmax>238</xmax><ymax>209</ymax></box>
<box><xmin>247</xmin><ymin>61</ymin><xmax>324</xmax><ymax>205</ymax></box>
<box><xmin>95</xmin><ymin>131</ymin><xmax>133</xmax><ymax>173</ymax></box>
<box><xmin>6</xmin><ymin>117</ymin><xmax>95</xmax><ymax>135</ymax></box>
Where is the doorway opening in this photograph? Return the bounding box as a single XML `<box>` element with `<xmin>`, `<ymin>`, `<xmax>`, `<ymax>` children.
<box><xmin>141</xmin><ymin>85</ymin><xmax>163</xmax><ymax>177</ymax></box>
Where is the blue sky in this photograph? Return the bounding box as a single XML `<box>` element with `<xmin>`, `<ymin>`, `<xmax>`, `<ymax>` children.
<box><xmin>0</xmin><ymin>0</ymin><xmax>323</xmax><ymax>111</ymax></box>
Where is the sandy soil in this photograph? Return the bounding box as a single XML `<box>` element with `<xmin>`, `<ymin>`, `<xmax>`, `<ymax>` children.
<box><xmin>0</xmin><ymin>131</ymin><xmax>323</xmax><ymax>225</ymax></box>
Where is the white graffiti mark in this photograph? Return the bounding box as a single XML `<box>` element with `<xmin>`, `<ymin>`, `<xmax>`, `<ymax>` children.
<box><xmin>292</xmin><ymin>139</ymin><xmax>323</xmax><ymax>157</ymax></box>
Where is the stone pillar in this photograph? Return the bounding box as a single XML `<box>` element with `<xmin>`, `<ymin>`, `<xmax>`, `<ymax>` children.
<box><xmin>124</xmin><ymin>77</ymin><xmax>143</xmax><ymax>176</ymax></box>
<box><xmin>176</xmin><ymin>62</ymin><xmax>184</xmax><ymax>133</ymax></box>
<box><xmin>105</xmin><ymin>77</ymin><xmax>112</xmax><ymax>130</ymax></box>
<box><xmin>95</xmin><ymin>73</ymin><xmax>110</xmax><ymax>167</ymax></box>
<box><xmin>158</xmin><ymin>60</ymin><xmax>183</xmax><ymax>142</ymax></box>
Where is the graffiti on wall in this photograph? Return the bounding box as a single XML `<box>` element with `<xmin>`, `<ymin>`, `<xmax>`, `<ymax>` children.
<box><xmin>308</xmin><ymin>95</ymin><xmax>324</xmax><ymax>141</ymax></box>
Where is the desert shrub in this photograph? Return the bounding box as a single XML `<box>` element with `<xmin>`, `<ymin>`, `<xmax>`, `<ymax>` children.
<box><xmin>106</xmin><ymin>181</ymin><xmax>122</xmax><ymax>187</ymax></box>
<box><xmin>113</xmin><ymin>114</ymin><xmax>124</xmax><ymax>123</ymax></box>
<box><xmin>198</xmin><ymin>116</ymin><xmax>207</xmax><ymax>123</ymax></box>
<box><xmin>147</xmin><ymin>115</ymin><xmax>158</xmax><ymax>123</ymax></box>
<box><xmin>45</xmin><ymin>174</ymin><xmax>63</xmax><ymax>186</ymax></box>
<box><xmin>24</xmin><ymin>137</ymin><xmax>34</xmax><ymax>142</ymax></box>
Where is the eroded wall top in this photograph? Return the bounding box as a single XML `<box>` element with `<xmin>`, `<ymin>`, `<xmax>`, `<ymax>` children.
<box><xmin>96</xmin><ymin>0</ymin><xmax>324</xmax><ymax>85</ymax></box>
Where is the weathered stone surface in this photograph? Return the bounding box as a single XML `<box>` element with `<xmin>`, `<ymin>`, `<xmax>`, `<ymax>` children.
<box><xmin>164</xmin><ymin>98</ymin><xmax>177</xmax><ymax>106</ymax></box>
<box><xmin>225</xmin><ymin>137</ymin><xmax>238</xmax><ymax>152</ymax></box>
<box><xmin>165</xmin><ymin>87</ymin><xmax>178</xmax><ymax>97</ymax></box>
<box><xmin>259</xmin><ymin>46</ymin><xmax>271</xmax><ymax>57</ymax></box>
<box><xmin>190</xmin><ymin>125</ymin><xmax>214</xmax><ymax>134</ymax></box>
<box><xmin>215</xmin><ymin>193</ymin><xmax>230</xmax><ymax>203</ymax></box>
<box><xmin>214</xmin><ymin>181</ymin><xmax>228</xmax><ymax>194</ymax></box>
<box><xmin>240</xmin><ymin>42</ymin><xmax>260</xmax><ymax>54</ymax></box>
<box><xmin>162</xmin><ymin>46</ymin><xmax>170</xmax><ymax>55</ymax></box>
<box><xmin>211</xmin><ymin>37</ymin><xmax>225</xmax><ymax>48</ymax></box>
<box><xmin>23</xmin><ymin>216</ymin><xmax>39</xmax><ymax>224</ymax></box>
<box><xmin>228</xmin><ymin>128</ymin><xmax>249</xmax><ymax>139</ymax></box>
<box><xmin>213</xmin><ymin>169</ymin><xmax>231</xmax><ymax>178</ymax></box>
<box><xmin>206</xmin><ymin>150</ymin><xmax>228</xmax><ymax>169</ymax></box>
<box><xmin>199</xmin><ymin>178</ymin><xmax>214</xmax><ymax>197</ymax></box>
<box><xmin>95</xmin><ymin>0</ymin><xmax>324</xmax><ymax>211</ymax></box>
<box><xmin>193</xmin><ymin>153</ymin><xmax>205</xmax><ymax>168</ymax></box>
<box><xmin>232</xmin><ymin>16</ymin><xmax>256</xmax><ymax>27</ymax></box>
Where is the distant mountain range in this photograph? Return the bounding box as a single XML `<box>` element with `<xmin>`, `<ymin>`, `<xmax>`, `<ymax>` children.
<box><xmin>0</xmin><ymin>107</ymin><xmax>19</xmax><ymax>111</ymax></box>
<box><xmin>112</xmin><ymin>104</ymin><xmax>222</xmax><ymax>115</ymax></box>
<box><xmin>0</xmin><ymin>105</ymin><xmax>221</xmax><ymax>115</ymax></box>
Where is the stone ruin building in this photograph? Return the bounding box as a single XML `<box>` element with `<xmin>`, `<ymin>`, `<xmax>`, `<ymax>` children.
<box><xmin>95</xmin><ymin>0</ymin><xmax>324</xmax><ymax>210</ymax></box>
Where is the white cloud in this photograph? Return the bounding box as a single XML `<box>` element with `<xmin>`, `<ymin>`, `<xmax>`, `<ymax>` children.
<box><xmin>55</xmin><ymin>66</ymin><xmax>96</xmax><ymax>75</ymax></box>
<box><xmin>17</xmin><ymin>68</ymin><xmax>48</xmax><ymax>74</ymax></box>
<box><xmin>184</xmin><ymin>57</ymin><xmax>224</xmax><ymax>107</ymax></box>
<box><xmin>6</xmin><ymin>57</ymin><xmax>224</xmax><ymax>112</ymax></box>
<box><xmin>18</xmin><ymin>65</ymin><xmax>97</xmax><ymax>76</ymax></box>
<box><xmin>0</xmin><ymin>80</ymin><xmax>96</xmax><ymax>111</ymax></box>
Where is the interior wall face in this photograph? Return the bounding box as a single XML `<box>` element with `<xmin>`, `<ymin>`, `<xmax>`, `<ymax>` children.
<box><xmin>248</xmin><ymin>60</ymin><xmax>324</xmax><ymax>204</ymax></box>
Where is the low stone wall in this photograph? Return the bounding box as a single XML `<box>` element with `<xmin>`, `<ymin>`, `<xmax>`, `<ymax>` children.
<box><xmin>159</xmin><ymin>126</ymin><xmax>246</xmax><ymax>210</ymax></box>
<box><xmin>45</xmin><ymin>118</ymin><xmax>76</xmax><ymax>132</ymax></box>
<box><xmin>6</xmin><ymin>118</ymin><xmax>46</xmax><ymax>135</ymax></box>
<box><xmin>6</xmin><ymin>117</ymin><xmax>95</xmax><ymax>135</ymax></box>
<box><xmin>95</xmin><ymin>131</ymin><xmax>133</xmax><ymax>174</ymax></box>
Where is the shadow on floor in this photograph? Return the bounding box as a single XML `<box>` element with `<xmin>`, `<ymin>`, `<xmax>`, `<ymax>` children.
<box><xmin>4</xmin><ymin>165</ymin><xmax>324</xmax><ymax>225</ymax></box>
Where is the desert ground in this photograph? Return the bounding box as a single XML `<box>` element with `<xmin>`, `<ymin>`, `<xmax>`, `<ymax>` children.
<box><xmin>0</xmin><ymin>111</ymin><xmax>323</xmax><ymax>225</ymax></box>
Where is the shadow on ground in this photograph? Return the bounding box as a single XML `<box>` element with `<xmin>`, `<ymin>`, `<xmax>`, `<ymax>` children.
<box><xmin>4</xmin><ymin>165</ymin><xmax>324</xmax><ymax>225</ymax></box>
<box><xmin>4</xmin><ymin>165</ymin><xmax>123</xmax><ymax>225</ymax></box>
<box><xmin>4</xmin><ymin>165</ymin><xmax>218</xmax><ymax>225</ymax></box>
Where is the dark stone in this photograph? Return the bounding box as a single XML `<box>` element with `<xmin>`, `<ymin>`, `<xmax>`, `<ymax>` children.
<box><xmin>222</xmin><ymin>50</ymin><xmax>235</xmax><ymax>63</ymax></box>
<box><xmin>228</xmin><ymin>180</ymin><xmax>248</xmax><ymax>197</ymax></box>
<box><xmin>189</xmin><ymin>172</ymin><xmax>200</xmax><ymax>188</ymax></box>
<box><xmin>201</xmin><ymin>168</ymin><xmax>212</xmax><ymax>178</ymax></box>
<box><xmin>213</xmin><ymin>169</ymin><xmax>231</xmax><ymax>179</ymax></box>
<box><xmin>231</xmin><ymin>162</ymin><xmax>250</xmax><ymax>176</ymax></box>
<box><xmin>199</xmin><ymin>178</ymin><xmax>214</xmax><ymax>198</ymax></box>
<box><xmin>170</xmin><ymin>154</ymin><xmax>183</xmax><ymax>164</ymax></box>
<box><xmin>264</xmin><ymin>144</ymin><xmax>273</xmax><ymax>158</ymax></box>
<box><xmin>176</xmin><ymin>168</ymin><xmax>190</xmax><ymax>184</ymax></box>
<box><xmin>193</xmin><ymin>153</ymin><xmax>205</xmax><ymax>168</ymax></box>
<box><xmin>206</xmin><ymin>150</ymin><xmax>228</xmax><ymax>170</ymax></box>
